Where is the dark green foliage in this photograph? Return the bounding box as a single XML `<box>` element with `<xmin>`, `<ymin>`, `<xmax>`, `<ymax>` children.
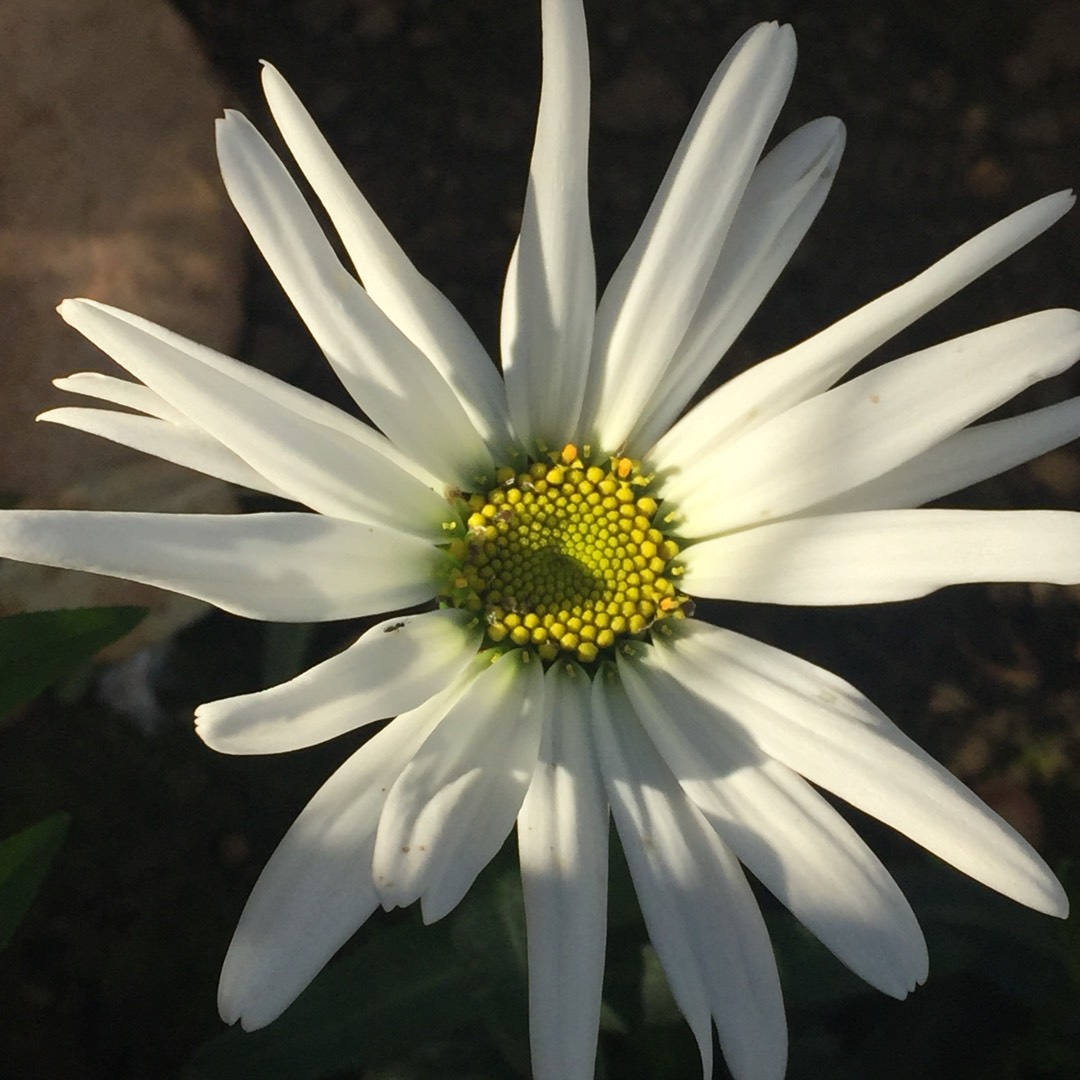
<box><xmin>0</xmin><ymin>607</ymin><xmax>146</xmax><ymax>719</ymax></box>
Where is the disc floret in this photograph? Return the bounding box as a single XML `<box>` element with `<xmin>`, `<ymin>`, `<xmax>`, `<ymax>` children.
<box><xmin>440</xmin><ymin>444</ymin><xmax>689</xmax><ymax>663</ymax></box>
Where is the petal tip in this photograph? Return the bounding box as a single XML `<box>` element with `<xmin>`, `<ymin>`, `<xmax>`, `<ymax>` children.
<box><xmin>218</xmin><ymin>1004</ymin><xmax>240</xmax><ymax>1028</ymax></box>
<box><xmin>774</xmin><ymin>21</ymin><xmax>797</xmax><ymax>58</ymax></box>
<box><xmin>216</xmin><ymin>109</ymin><xmax>247</xmax><ymax>135</ymax></box>
<box><xmin>821</xmin><ymin>114</ymin><xmax>846</xmax><ymax>143</ymax></box>
<box><xmin>260</xmin><ymin>60</ymin><xmax>287</xmax><ymax>93</ymax></box>
<box><xmin>57</xmin><ymin>297</ymin><xmax>83</xmax><ymax>322</ymax></box>
<box><xmin>1043</xmin><ymin>877</ymin><xmax>1070</xmax><ymax>920</ymax></box>
<box><xmin>216</xmin><ymin>984</ymin><xmax>242</xmax><ymax>1028</ymax></box>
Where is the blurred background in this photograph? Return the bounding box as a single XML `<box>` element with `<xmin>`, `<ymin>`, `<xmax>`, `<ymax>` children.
<box><xmin>1</xmin><ymin>0</ymin><xmax>1079</xmax><ymax>1077</ymax></box>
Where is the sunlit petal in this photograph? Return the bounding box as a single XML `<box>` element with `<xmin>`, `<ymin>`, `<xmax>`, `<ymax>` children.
<box><xmin>374</xmin><ymin>650</ymin><xmax>545</xmax><ymax>922</ymax></box>
<box><xmin>260</xmin><ymin>63</ymin><xmax>512</xmax><ymax>449</ymax></box>
<box><xmin>39</xmin><ymin>407</ymin><xmax>287</xmax><ymax>496</ymax></box>
<box><xmin>583</xmin><ymin>22</ymin><xmax>797</xmax><ymax>451</ymax></box>
<box><xmin>196</xmin><ymin>610</ymin><xmax>483</xmax><ymax>754</ymax></box>
<box><xmin>631</xmin><ymin>116</ymin><xmax>845</xmax><ymax>454</ymax></box>
<box><xmin>653</xmin><ymin>190</ymin><xmax>1076</xmax><ymax>469</ymax></box>
<box><xmin>812</xmin><ymin>396</ymin><xmax>1080</xmax><ymax>513</ymax></box>
<box><xmin>682</xmin><ymin>508</ymin><xmax>1080</xmax><ymax>605</ymax></box>
<box><xmin>216</xmin><ymin>110</ymin><xmax>492</xmax><ymax>486</ymax></box>
<box><xmin>622</xmin><ymin>649</ymin><xmax>928</xmax><ymax>998</ymax></box>
<box><xmin>668</xmin><ymin>309</ymin><xmax>1080</xmax><ymax>535</ymax></box>
<box><xmin>53</xmin><ymin>371</ymin><xmax>191</xmax><ymax>425</ymax></box>
<box><xmin>0</xmin><ymin>510</ymin><xmax>437</xmax><ymax>621</ymax></box>
<box><xmin>502</xmin><ymin>0</ymin><xmax>595</xmax><ymax>449</ymax></box>
<box><xmin>218</xmin><ymin>684</ymin><xmax>461</xmax><ymax>1030</ymax></box>
<box><xmin>653</xmin><ymin>620</ymin><xmax>1068</xmax><ymax>917</ymax></box>
<box><xmin>518</xmin><ymin>663</ymin><xmax>608</xmax><ymax>1080</ymax></box>
<box><xmin>59</xmin><ymin>298</ymin><xmax>448</xmax><ymax>535</ymax></box>
<box><xmin>59</xmin><ymin>302</ymin><xmax>440</xmax><ymax>489</ymax></box>
<box><xmin>592</xmin><ymin>673</ymin><xmax>787</xmax><ymax>1080</ymax></box>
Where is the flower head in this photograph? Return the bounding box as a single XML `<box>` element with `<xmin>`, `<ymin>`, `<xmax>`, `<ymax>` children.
<box><xmin>2</xmin><ymin>4</ymin><xmax>1078</xmax><ymax>1079</ymax></box>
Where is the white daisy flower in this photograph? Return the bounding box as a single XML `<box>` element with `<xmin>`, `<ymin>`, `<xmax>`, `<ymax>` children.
<box><xmin>1</xmin><ymin>3</ymin><xmax>1077</xmax><ymax>1079</ymax></box>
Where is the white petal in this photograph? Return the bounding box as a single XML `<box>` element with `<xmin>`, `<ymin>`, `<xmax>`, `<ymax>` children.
<box><xmin>373</xmin><ymin>649</ymin><xmax>545</xmax><ymax>922</ymax></box>
<box><xmin>517</xmin><ymin>663</ymin><xmax>608</xmax><ymax>1080</ymax></box>
<box><xmin>619</xmin><ymin>649</ymin><xmax>927</xmax><ymax>999</ymax></box>
<box><xmin>668</xmin><ymin>309</ymin><xmax>1080</xmax><ymax>536</ymax></box>
<box><xmin>681</xmin><ymin>508</ymin><xmax>1080</xmax><ymax>605</ymax></box>
<box><xmin>60</xmin><ymin>298</ymin><xmax>448</xmax><ymax>536</ymax></box>
<box><xmin>591</xmin><ymin>673</ymin><xmax>787</xmax><ymax>1080</ymax></box>
<box><xmin>219</xmin><ymin>686</ymin><xmax>455</xmax><ymax>1030</ymax></box>
<box><xmin>582</xmin><ymin>23</ymin><xmax>797</xmax><ymax>452</ymax></box>
<box><xmin>195</xmin><ymin>609</ymin><xmax>483</xmax><ymax>754</ymax></box>
<box><xmin>0</xmin><ymin>510</ymin><xmax>437</xmax><ymax>621</ymax></box>
<box><xmin>653</xmin><ymin>190</ymin><xmax>1076</xmax><ymax>470</ymax></box>
<box><xmin>216</xmin><ymin>111</ymin><xmax>492</xmax><ymax>486</ymax></box>
<box><xmin>501</xmin><ymin>0</ymin><xmax>595</xmax><ymax>450</ymax></box>
<box><xmin>653</xmin><ymin>620</ymin><xmax>1068</xmax><ymax>917</ymax></box>
<box><xmin>53</xmin><ymin>371</ymin><xmax>191</xmax><ymax>425</ymax></box>
<box><xmin>260</xmin><ymin>64</ymin><xmax>511</xmax><ymax>449</ymax></box>
<box><xmin>813</xmin><ymin>397</ymin><xmax>1080</xmax><ymax>514</ymax></box>
<box><xmin>61</xmin><ymin>300</ymin><xmax>439</xmax><ymax>489</ymax></box>
<box><xmin>631</xmin><ymin>116</ymin><xmax>845</xmax><ymax>454</ymax></box>
<box><xmin>39</xmin><ymin>408</ymin><xmax>286</xmax><ymax>496</ymax></box>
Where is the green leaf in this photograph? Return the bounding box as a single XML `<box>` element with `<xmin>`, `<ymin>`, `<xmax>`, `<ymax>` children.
<box><xmin>0</xmin><ymin>812</ymin><xmax>71</xmax><ymax>951</ymax></box>
<box><xmin>896</xmin><ymin>858</ymin><xmax>1066</xmax><ymax>1003</ymax></box>
<box><xmin>770</xmin><ymin>855</ymin><xmax>1070</xmax><ymax>1012</ymax></box>
<box><xmin>767</xmin><ymin>907</ymin><xmax>868</xmax><ymax>1010</ymax></box>
<box><xmin>183</xmin><ymin>916</ymin><xmax>482</xmax><ymax>1080</ymax></box>
<box><xmin>450</xmin><ymin>863</ymin><xmax>532</xmax><ymax>1075</ymax></box>
<box><xmin>0</xmin><ymin>607</ymin><xmax>147</xmax><ymax>718</ymax></box>
<box><xmin>639</xmin><ymin>944</ymin><xmax>683</xmax><ymax>1027</ymax></box>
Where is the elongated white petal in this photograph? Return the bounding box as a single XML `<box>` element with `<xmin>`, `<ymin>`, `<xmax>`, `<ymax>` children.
<box><xmin>219</xmin><ymin>686</ymin><xmax>457</xmax><ymax>1029</ymax></box>
<box><xmin>631</xmin><ymin>116</ymin><xmax>845</xmax><ymax>454</ymax></box>
<box><xmin>681</xmin><ymin>509</ymin><xmax>1080</xmax><ymax>605</ymax></box>
<box><xmin>61</xmin><ymin>299</ymin><xmax>439</xmax><ymax>490</ymax></box>
<box><xmin>669</xmin><ymin>309</ymin><xmax>1080</xmax><ymax>536</ymax></box>
<box><xmin>39</xmin><ymin>408</ymin><xmax>287</xmax><ymax>495</ymax></box>
<box><xmin>53</xmin><ymin>371</ymin><xmax>191</xmax><ymax>425</ymax></box>
<box><xmin>501</xmin><ymin>0</ymin><xmax>595</xmax><ymax>450</ymax></box>
<box><xmin>260</xmin><ymin>64</ymin><xmax>511</xmax><ymax>449</ymax></box>
<box><xmin>0</xmin><ymin>510</ymin><xmax>437</xmax><ymax>621</ymax></box>
<box><xmin>60</xmin><ymin>299</ymin><xmax>448</xmax><ymax>536</ymax></box>
<box><xmin>592</xmin><ymin>674</ymin><xmax>787</xmax><ymax>1080</ymax></box>
<box><xmin>654</xmin><ymin>620</ymin><xmax>1068</xmax><ymax>917</ymax></box>
<box><xmin>653</xmin><ymin>190</ymin><xmax>1076</xmax><ymax>469</ymax></box>
<box><xmin>216</xmin><ymin>111</ymin><xmax>491</xmax><ymax>486</ymax></box>
<box><xmin>518</xmin><ymin>663</ymin><xmax>608</xmax><ymax>1080</ymax></box>
<box><xmin>581</xmin><ymin>23</ymin><xmax>797</xmax><ymax>452</ymax></box>
<box><xmin>620</xmin><ymin>650</ymin><xmax>927</xmax><ymax>999</ymax></box>
<box><xmin>195</xmin><ymin>609</ymin><xmax>482</xmax><ymax>754</ymax></box>
<box><xmin>374</xmin><ymin>650</ymin><xmax>544</xmax><ymax>922</ymax></box>
<box><xmin>813</xmin><ymin>397</ymin><xmax>1080</xmax><ymax>514</ymax></box>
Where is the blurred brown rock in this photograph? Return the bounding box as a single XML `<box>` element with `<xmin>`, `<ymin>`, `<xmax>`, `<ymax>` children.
<box><xmin>0</xmin><ymin>0</ymin><xmax>248</xmax><ymax>655</ymax></box>
<box><xmin>0</xmin><ymin>0</ymin><xmax>245</xmax><ymax>500</ymax></box>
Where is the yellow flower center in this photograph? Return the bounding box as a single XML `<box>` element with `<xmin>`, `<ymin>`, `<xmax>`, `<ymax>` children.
<box><xmin>441</xmin><ymin>444</ymin><xmax>689</xmax><ymax>663</ymax></box>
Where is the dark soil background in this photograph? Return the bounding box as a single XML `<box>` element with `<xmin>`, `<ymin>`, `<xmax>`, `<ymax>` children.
<box><xmin>2</xmin><ymin>0</ymin><xmax>1080</xmax><ymax>1077</ymax></box>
